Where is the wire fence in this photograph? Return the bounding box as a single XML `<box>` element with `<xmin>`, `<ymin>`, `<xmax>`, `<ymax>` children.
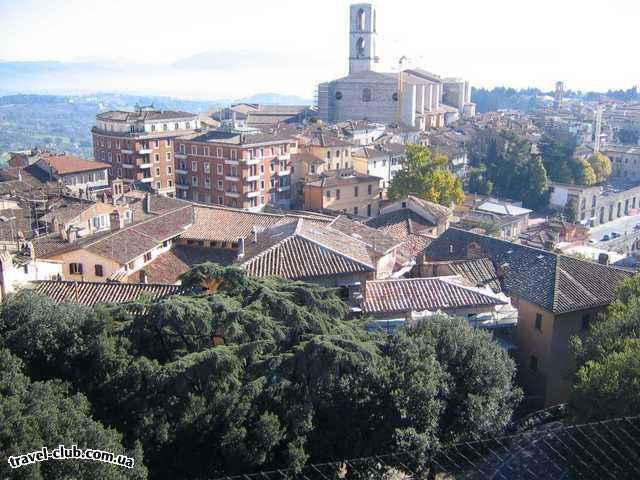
<box><xmin>213</xmin><ymin>416</ymin><xmax>640</xmax><ymax>480</ymax></box>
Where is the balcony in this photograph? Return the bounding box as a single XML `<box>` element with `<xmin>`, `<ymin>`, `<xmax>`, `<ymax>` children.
<box><xmin>175</xmin><ymin>168</ymin><xmax>188</xmax><ymax>175</ymax></box>
<box><xmin>140</xmin><ymin>177</ymin><xmax>153</xmax><ymax>183</ymax></box>
<box><xmin>175</xmin><ymin>153</ymin><xmax>187</xmax><ymax>160</ymax></box>
<box><xmin>245</xmin><ymin>158</ymin><xmax>260</xmax><ymax>166</ymax></box>
<box><xmin>246</xmin><ymin>191</ymin><xmax>260</xmax><ymax>198</ymax></box>
<box><xmin>278</xmin><ymin>154</ymin><xmax>290</xmax><ymax>161</ymax></box>
<box><xmin>176</xmin><ymin>183</ymin><xmax>189</xmax><ymax>190</ymax></box>
<box><xmin>246</xmin><ymin>174</ymin><xmax>260</xmax><ymax>182</ymax></box>
<box><xmin>225</xmin><ymin>159</ymin><xmax>239</xmax><ymax>166</ymax></box>
<box><xmin>278</xmin><ymin>185</ymin><xmax>291</xmax><ymax>192</ymax></box>
<box><xmin>278</xmin><ymin>170</ymin><xmax>291</xmax><ymax>176</ymax></box>
<box><xmin>122</xmin><ymin>163</ymin><xmax>134</xmax><ymax>169</ymax></box>
<box><xmin>121</xmin><ymin>149</ymin><xmax>133</xmax><ymax>155</ymax></box>
<box><xmin>138</xmin><ymin>148</ymin><xmax>153</xmax><ymax>155</ymax></box>
<box><xmin>139</xmin><ymin>162</ymin><xmax>153</xmax><ymax>169</ymax></box>
<box><xmin>225</xmin><ymin>191</ymin><xmax>240</xmax><ymax>198</ymax></box>
<box><xmin>225</xmin><ymin>175</ymin><xmax>240</xmax><ymax>182</ymax></box>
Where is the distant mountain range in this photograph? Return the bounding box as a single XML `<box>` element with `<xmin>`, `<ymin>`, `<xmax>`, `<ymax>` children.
<box><xmin>0</xmin><ymin>49</ymin><xmax>325</xmax><ymax>102</ymax></box>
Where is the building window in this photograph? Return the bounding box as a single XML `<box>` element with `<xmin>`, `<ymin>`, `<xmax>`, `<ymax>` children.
<box><xmin>367</xmin><ymin>204</ymin><xmax>372</xmax><ymax>216</ymax></box>
<box><xmin>191</xmin><ymin>145</ymin><xmax>197</xmax><ymax>155</ymax></box>
<box><xmin>362</xmin><ymin>88</ymin><xmax>372</xmax><ymax>102</ymax></box>
<box><xmin>154</xmin><ymin>140</ymin><xmax>160</xmax><ymax>148</ymax></box>
<box><xmin>69</xmin><ymin>263</ymin><xmax>83</xmax><ymax>275</ymax></box>
<box><xmin>529</xmin><ymin>355</ymin><xmax>538</xmax><ymax>373</ymax></box>
<box><xmin>535</xmin><ymin>313</ymin><xmax>543</xmax><ymax>331</ymax></box>
<box><xmin>204</xmin><ymin>163</ymin><xmax>210</xmax><ymax>174</ymax></box>
<box><xmin>204</xmin><ymin>146</ymin><xmax>210</xmax><ymax>156</ymax></box>
<box><xmin>336</xmin><ymin>189</ymin><xmax>341</xmax><ymax>200</ymax></box>
<box><xmin>335</xmin><ymin>91</ymin><xmax>343</xmax><ymax>100</ymax></box>
<box><xmin>167</xmin><ymin>166</ymin><xmax>173</xmax><ymax>174</ymax></box>
<box><xmin>354</xmin><ymin>206</ymin><xmax>359</xmax><ymax>215</ymax></box>
<box><xmin>191</xmin><ymin>161</ymin><xmax>198</xmax><ymax>172</ymax></box>
<box><xmin>367</xmin><ymin>184</ymin><xmax>372</xmax><ymax>195</ymax></box>
<box><xmin>166</xmin><ymin>139</ymin><xmax>172</xmax><ymax>147</ymax></box>
<box><xmin>144</xmin><ymin>252</ymin><xmax>152</xmax><ymax>262</ymax></box>
<box><xmin>354</xmin><ymin>186</ymin><xmax>359</xmax><ymax>197</ymax></box>
<box><xmin>326</xmin><ymin>190</ymin><xmax>331</xmax><ymax>199</ymax></box>
<box><xmin>218</xmin><ymin>180</ymin><xmax>223</xmax><ymax>189</ymax></box>
<box><xmin>230</xmin><ymin>150</ymin><xmax>237</xmax><ymax>160</ymax></box>
<box><xmin>192</xmin><ymin>176</ymin><xmax>198</xmax><ymax>187</ymax></box>
<box><xmin>326</xmin><ymin>151</ymin><xmax>331</xmax><ymax>160</ymax></box>
<box><xmin>95</xmin><ymin>264</ymin><xmax>103</xmax><ymax>277</ymax></box>
<box><xmin>151</xmin><ymin>125</ymin><xmax>156</xmax><ymax>132</ymax></box>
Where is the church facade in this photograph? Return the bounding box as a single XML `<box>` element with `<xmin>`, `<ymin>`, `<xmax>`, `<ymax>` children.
<box><xmin>317</xmin><ymin>3</ymin><xmax>475</xmax><ymax>130</ymax></box>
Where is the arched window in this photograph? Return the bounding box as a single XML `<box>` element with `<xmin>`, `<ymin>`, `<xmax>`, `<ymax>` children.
<box><xmin>357</xmin><ymin>8</ymin><xmax>365</xmax><ymax>31</ymax></box>
<box><xmin>362</xmin><ymin>88</ymin><xmax>372</xmax><ymax>102</ymax></box>
<box><xmin>357</xmin><ymin>37</ymin><xmax>366</xmax><ymax>57</ymax></box>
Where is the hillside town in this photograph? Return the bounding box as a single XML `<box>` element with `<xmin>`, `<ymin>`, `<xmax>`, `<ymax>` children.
<box><xmin>1</xmin><ymin>2</ymin><xmax>640</xmax><ymax>479</ymax></box>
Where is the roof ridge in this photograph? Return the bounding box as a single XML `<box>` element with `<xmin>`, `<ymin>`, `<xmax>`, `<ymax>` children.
<box><xmin>297</xmin><ymin>230</ymin><xmax>375</xmax><ymax>269</ymax></box>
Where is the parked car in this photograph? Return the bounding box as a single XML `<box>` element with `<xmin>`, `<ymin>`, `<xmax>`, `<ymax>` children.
<box><xmin>602</xmin><ymin>234</ymin><xmax>611</xmax><ymax>241</ymax></box>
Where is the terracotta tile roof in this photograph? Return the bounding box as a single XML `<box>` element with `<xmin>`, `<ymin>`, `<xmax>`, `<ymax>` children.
<box><xmin>97</xmin><ymin>110</ymin><xmax>196</xmax><ymax>122</ymax></box>
<box><xmin>365</xmin><ymin>209</ymin><xmax>436</xmax><ymax>264</ymax></box>
<box><xmin>329</xmin><ymin>216</ymin><xmax>401</xmax><ymax>254</ymax></box>
<box><xmin>424</xmin><ymin>228</ymin><xmax>634</xmax><ymax>314</ymax></box>
<box><xmin>183</xmin><ymin>206</ymin><xmax>285</xmax><ymax>242</ymax></box>
<box><xmin>291</xmin><ymin>152</ymin><xmax>325</xmax><ymax>165</ymax></box>
<box><xmin>240</xmin><ymin>217</ymin><xmax>389</xmax><ymax>279</ymax></box>
<box><xmin>128</xmin><ymin>246</ymin><xmax>236</xmax><ymax>284</ymax></box>
<box><xmin>33</xmin><ymin>280</ymin><xmax>183</xmax><ymax>307</ymax></box>
<box><xmin>33</xmin><ymin>203</ymin><xmax>194</xmax><ymax>265</ymax></box>
<box><xmin>361</xmin><ymin>276</ymin><xmax>506</xmax><ymax>315</ymax></box>
<box><xmin>182</xmin><ymin>205</ymin><xmax>332</xmax><ymax>242</ymax></box>
<box><xmin>40</xmin><ymin>155</ymin><xmax>110</xmax><ymax>175</ymax></box>
<box><xmin>304</xmin><ymin>170</ymin><xmax>381</xmax><ymax>188</ymax></box>
<box><xmin>445</xmin><ymin>257</ymin><xmax>502</xmax><ymax>294</ymax></box>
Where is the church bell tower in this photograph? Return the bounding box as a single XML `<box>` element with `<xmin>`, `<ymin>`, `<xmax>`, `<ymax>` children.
<box><xmin>349</xmin><ymin>3</ymin><xmax>378</xmax><ymax>74</ymax></box>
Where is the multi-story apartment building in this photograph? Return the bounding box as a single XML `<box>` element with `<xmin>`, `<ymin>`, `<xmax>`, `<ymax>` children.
<box><xmin>92</xmin><ymin>106</ymin><xmax>199</xmax><ymax>197</ymax></box>
<box><xmin>173</xmin><ymin>130</ymin><xmax>296</xmax><ymax>210</ymax></box>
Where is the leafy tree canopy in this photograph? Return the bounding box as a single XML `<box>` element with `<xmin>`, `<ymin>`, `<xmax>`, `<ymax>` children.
<box><xmin>570</xmin><ymin>275</ymin><xmax>640</xmax><ymax>421</ymax></box>
<box><xmin>388</xmin><ymin>144</ymin><xmax>464</xmax><ymax>206</ymax></box>
<box><xmin>0</xmin><ymin>265</ymin><xmax>521</xmax><ymax>479</ymax></box>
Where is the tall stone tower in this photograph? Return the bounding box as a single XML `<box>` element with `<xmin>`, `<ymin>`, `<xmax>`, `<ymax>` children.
<box><xmin>349</xmin><ymin>3</ymin><xmax>378</xmax><ymax>74</ymax></box>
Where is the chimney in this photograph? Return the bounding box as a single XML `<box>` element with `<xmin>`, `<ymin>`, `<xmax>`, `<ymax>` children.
<box><xmin>139</xmin><ymin>270</ymin><xmax>148</xmax><ymax>284</ymax></box>
<box><xmin>110</xmin><ymin>210</ymin><xmax>122</xmax><ymax>231</ymax></box>
<box><xmin>144</xmin><ymin>192</ymin><xmax>152</xmax><ymax>214</ymax></box>
<box><xmin>67</xmin><ymin>228</ymin><xmax>77</xmax><ymax>243</ymax></box>
<box><xmin>237</xmin><ymin>237</ymin><xmax>245</xmax><ymax>259</ymax></box>
<box><xmin>496</xmin><ymin>262</ymin><xmax>509</xmax><ymax>280</ymax></box>
<box><xmin>597</xmin><ymin>253</ymin><xmax>609</xmax><ymax>265</ymax></box>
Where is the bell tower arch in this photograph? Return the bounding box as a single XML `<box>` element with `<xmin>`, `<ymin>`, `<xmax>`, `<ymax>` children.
<box><xmin>349</xmin><ymin>3</ymin><xmax>378</xmax><ymax>74</ymax></box>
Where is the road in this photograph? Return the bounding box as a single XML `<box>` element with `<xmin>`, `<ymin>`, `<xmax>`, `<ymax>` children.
<box><xmin>589</xmin><ymin>213</ymin><xmax>640</xmax><ymax>252</ymax></box>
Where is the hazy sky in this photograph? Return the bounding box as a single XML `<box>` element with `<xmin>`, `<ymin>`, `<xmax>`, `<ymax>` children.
<box><xmin>0</xmin><ymin>0</ymin><xmax>638</xmax><ymax>98</ymax></box>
